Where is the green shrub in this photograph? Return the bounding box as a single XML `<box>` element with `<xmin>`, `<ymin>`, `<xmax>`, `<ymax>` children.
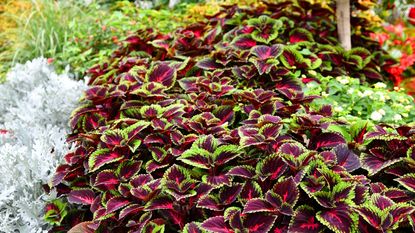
<box><xmin>304</xmin><ymin>74</ymin><xmax>415</xmax><ymax>124</ymax></box>
<box><xmin>0</xmin><ymin>0</ymin><xmax>191</xmax><ymax>80</ymax></box>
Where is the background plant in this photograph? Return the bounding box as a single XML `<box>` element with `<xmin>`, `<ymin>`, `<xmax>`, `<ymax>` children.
<box><xmin>304</xmin><ymin>74</ymin><xmax>415</xmax><ymax>124</ymax></box>
<box><xmin>0</xmin><ymin>0</ymin><xmax>192</xmax><ymax>81</ymax></box>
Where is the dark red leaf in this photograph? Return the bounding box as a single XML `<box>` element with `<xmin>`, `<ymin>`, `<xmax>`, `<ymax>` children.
<box><xmin>333</xmin><ymin>144</ymin><xmax>361</xmax><ymax>172</ymax></box>
<box><xmin>106</xmin><ymin>197</ymin><xmax>130</xmax><ymax>214</ymax></box>
<box><xmin>244</xmin><ymin>213</ymin><xmax>277</xmax><ymax>233</ymax></box>
<box><xmin>289</xmin><ymin>206</ymin><xmax>323</xmax><ymax>233</ymax></box>
<box><xmin>147</xmin><ymin>64</ymin><xmax>176</xmax><ymax>88</ymax></box>
<box><xmin>310</xmin><ymin>133</ymin><xmax>346</xmax><ymax>150</ymax></box>
<box><xmin>201</xmin><ymin>216</ymin><xmax>232</xmax><ymax>233</ymax></box>
<box><xmin>67</xmin><ymin>189</ymin><xmax>95</xmax><ymax>205</ymax></box>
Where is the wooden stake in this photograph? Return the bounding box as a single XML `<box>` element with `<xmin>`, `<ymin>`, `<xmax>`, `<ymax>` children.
<box><xmin>336</xmin><ymin>0</ymin><xmax>351</xmax><ymax>50</ymax></box>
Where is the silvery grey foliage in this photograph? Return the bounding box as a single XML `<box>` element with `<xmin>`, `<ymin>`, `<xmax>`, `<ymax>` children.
<box><xmin>0</xmin><ymin>58</ymin><xmax>87</xmax><ymax>232</ymax></box>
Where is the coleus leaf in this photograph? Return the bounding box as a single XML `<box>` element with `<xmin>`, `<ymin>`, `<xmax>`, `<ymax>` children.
<box><xmin>270</xmin><ymin>177</ymin><xmax>299</xmax><ymax>207</ymax></box>
<box><xmin>409</xmin><ymin>213</ymin><xmax>415</xmax><ymax>232</ymax></box>
<box><xmin>212</xmin><ymin>105</ymin><xmax>235</xmax><ymax>126</ymax></box>
<box><xmin>44</xmin><ymin>199</ymin><xmax>68</xmax><ymax>226</ymax></box>
<box><xmin>248</xmin><ymin>15</ymin><xmax>282</xmax><ymax>44</ymax></box>
<box><xmin>395</xmin><ymin>173</ymin><xmax>415</xmax><ymax>193</ymax></box>
<box><xmin>309</xmin><ymin>133</ymin><xmax>346</xmax><ymax>150</ymax></box>
<box><xmin>163</xmin><ymin>164</ymin><xmax>189</xmax><ymax>186</ymax></box>
<box><xmin>140</xmin><ymin>104</ymin><xmax>163</xmax><ymax>119</ymax></box>
<box><xmin>354</xmin><ymin>206</ymin><xmax>382</xmax><ymax>230</ymax></box>
<box><xmin>332</xmin><ymin>182</ymin><xmax>355</xmax><ymax>203</ymax></box>
<box><xmin>94</xmin><ymin>170</ymin><xmax>118</xmax><ymax>190</ymax></box>
<box><xmin>240</xmin><ymin>181</ymin><xmax>263</xmax><ymax>201</ymax></box>
<box><xmin>183</xmin><ymin>222</ymin><xmax>203</xmax><ymax>233</ymax></box>
<box><xmin>68</xmin><ymin>222</ymin><xmax>94</xmax><ymax>233</ymax></box>
<box><xmin>106</xmin><ymin>196</ymin><xmax>130</xmax><ymax>214</ymax></box>
<box><xmin>279</xmin><ymin>45</ymin><xmax>304</xmax><ymax>69</ymax></box>
<box><xmin>195</xmin><ymin>134</ymin><xmax>218</xmax><ymax>153</ymax></box>
<box><xmin>116</xmin><ymin>160</ymin><xmax>142</xmax><ymax>180</ymax></box>
<box><xmin>332</xmin><ymin>144</ymin><xmax>360</xmax><ymax>172</ymax></box>
<box><xmin>289</xmin><ymin>28</ymin><xmax>314</xmax><ymax>43</ymax></box>
<box><xmin>67</xmin><ymin>189</ymin><xmax>95</xmax><ymax>205</ymax></box>
<box><xmin>88</xmin><ymin>149</ymin><xmax>124</xmax><ymax>172</ymax></box>
<box><xmin>244</xmin><ymin>213</ymin><xmax>277</xmax><ymax>233</ymax></box>
<box><xmin>227</xmin><ymin>165</ymin><xmax>256</xmax><ymax>179</ymax></box>
<box><xmin>178</xmin><ymin>147</ymin><xmax>211</xmax><ymax>169</ymax></box>
<box><xmin>250</xmin><ymin>45</ymin><xmax>284</xmax><ymax>60</ymax></box>
<box><xmin>316</xmin><ymin>204</ymin><xmax>357</xmax><ymax>233</ymax></box>
<box><xmin>196</xmin><ymin>58</ymin><xmax>223</xmax><ymax>70</ymax></box>
<box><xmin>243</xmin><ymin>198</ymin><xmax>274</xmax><ymax>214</ymax></box>
<box><xmin>203</xmin><ymin>174</ymin><xmax>232</xmax><ymax>187</ymax></box>
<box><xmin>289</xmin><ymin>205</ymin><xmax>323</xmax><ymax>233</ymax></box>
<box><xmin>244</xmin><ymin>177</ymin><xmax>299</xmax><ymax>215</ymax></box>
<box><xmin>123</xmin><ymin>120</ymin><xmax>151</xmax><ymax>139</ymax></box>
<box><xmin>100</xmin><ymin>129</ymin><xmax>127</xmax><ymax>147</ymax></box>
<box><xmin>355</xmin><ymin>194</ymin><xmax>415</xmax><ymax>231</ymax></box>
<box><xmin>146</xmin><ymin>63</ymin><xmax>177</xmax><ymax>89</ymax></box>
<box><xmin>197</xmin><ymin>195</ymin><xmax>222</xmax><ymax>211</ymax></box>
<box><xmin>144</xmin><ymin>196</ymin><xmax>174</xmax><ymax>211</ymax></box>
<box><xmin>201</xmin><ymin>216</ymin><xmax>233</xmax><ymax>233</ymax></box>
<box><xmin>213</xmin><ymin>144</ymin><xmax>240</xmax><ymax>166</ymax></box>
<box><xmin>119</xmin><ymin>204</ymin><xmax>144</xmax><ymax>220</ymax></box>
<box><xmin>360</xmin><ymin>153</ymin><xmax>403</xmax><ymax>176</ymax></box>
<box><xmin>142</xmin><ymin>221</ymin><xmax>166</xmax><ymax>233</ymax></box>
<box><xmin>228</xmin><ymin>209</ymin><xmax>244</xmax><ymax>230</ymax></box>
<box><xmin>219</xmin><ymin>184</ymin><xmax>244</xmax><ymax>205</ymax></box>
<box><xmin>256</xmin><ymin>153</ymin><xmax>288</xmax><ymax>181</ymax></box>
<box><xmin>231</xmin><ymin>35</ymin><xmax>257</xmax><ymax>49</ymax></box>
<box><xmin>278</xmin><ymin>141</ymin><xmax>306</xmax><ymax>158</ymax></box>
<box><xmin>149</xmin><ymin>146</ymin><xmax>168</xmax><ymax>162</ymax></box>
<box><xmin>350</xmin><ymin>120</ymin><xmax>369</xmax><ymax>144</ymax></box>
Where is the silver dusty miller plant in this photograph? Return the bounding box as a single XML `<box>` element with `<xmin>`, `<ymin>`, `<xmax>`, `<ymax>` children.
<box><xmin>0</xmin><ymin>58</ymin><xmax>87</xmax><ymax>233</ymax></box>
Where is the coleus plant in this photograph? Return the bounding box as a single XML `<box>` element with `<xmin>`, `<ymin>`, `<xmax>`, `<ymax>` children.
<box><xmin>45</xmin><ymin>0</ymin><xmax>415</xmax><ymax>232</ymax></box>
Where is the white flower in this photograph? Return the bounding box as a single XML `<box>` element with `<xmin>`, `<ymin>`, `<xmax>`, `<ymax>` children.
<box><xmin>362</xmin><ymin>90</ymin><xmax>373</xmax><ymax>97</ymax></box>
<box><xmin>370</xmin><ymin>111</ymin><xmax>383</xmax><ymax>121</ymax></box>
<box><xmin>374</xmin><ymin>82</ymin><xmax>387</xmax><ymax>89</ymax></box>
<box><xmin>334</xmin><ymin>106</ymin><xmax>344</xmax><ymax>112</ymax></box>
<box><xmin>336</xmin><ymin>76</ymin><xmax>350</xmax><ymax>85</ymax></box>
<box><xmin>393</xmin><ymin>114</ymin><xmax>402</xmax><ymax>121</ymax></box>
<box><xmin>347</xmin><ymin>88</ymin><xmax>355</xmax><ymax>94</ymax></box>
<box><xmin>378</xmin><ymin>109</ymin><xmax>386</xmax><ymax>115</ymax></box>
<box><xmin>375</xmin><ymin>92</ymin><xmax>386</xmax><ymax>102</ymax></box>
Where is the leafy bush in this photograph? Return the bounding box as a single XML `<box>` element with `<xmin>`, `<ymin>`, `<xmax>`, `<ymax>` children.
<box><xmin>0</xmin><ymin>58</ymin><xmax>86</xmax><ymax>232</ymax></box>
<box><xmin>47</xmin><ymin>1</ymin><xmax>415</xmax><ymax>233</ymax></box>
<box><xmin>0</xmin><ymin>0</ymin><xmax>191</xmax><ymax>81</ymax></box>
<box><xmin>56</xmin><ymin>0</ymin><xmax>189</xmax><ymax>79</ymax></box>
<box><xmin>304</xmin><ymin>75</ymin><xmax>415</xmax><ymax>124</ymax></box>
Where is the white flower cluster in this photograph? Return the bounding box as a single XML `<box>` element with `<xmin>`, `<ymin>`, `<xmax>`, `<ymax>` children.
<box><xmin>0</xmin><ymin>58</ymin><xmax>87</xmax><ymax>232</ymax></box>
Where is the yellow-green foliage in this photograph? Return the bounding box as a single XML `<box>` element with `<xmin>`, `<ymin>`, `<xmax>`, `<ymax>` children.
<box><xmin>185</xmin><ymin>0</ymin><xmax>262</xmax><ymax>22</ymax></box>
<box><xmin>0</xmin><ymin>0</ymin><xmax>32</xmax><ymax>82</ymax></box>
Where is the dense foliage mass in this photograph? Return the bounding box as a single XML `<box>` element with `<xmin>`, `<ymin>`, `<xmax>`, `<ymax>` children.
<box><xmin>46</xmin><ymin>1</ymin><xmax>415</xmax><ymax>232</ymax></box>
<box><xmin>0</xmin><ymin>0</ymin><xmax>191</xmax><ymax>82</ymax></box>
<box><xmin>0</xmin><ymin>58</ymin><xmax>86</xmax><ymax>232</ymax></box>
<box><xmin>304</xmin><ymin>75</ymin><xmax>415</xmax><ymax>124</ymax></box>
